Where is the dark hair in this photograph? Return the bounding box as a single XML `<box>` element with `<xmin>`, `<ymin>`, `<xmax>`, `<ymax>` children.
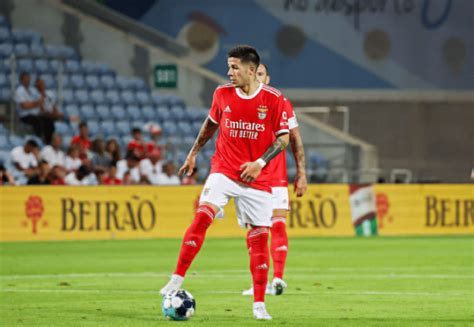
<box><xmin>79</xmin><ymin>122</ymin><xmax>88</xmax><ymax>129</ymax></box>
<box><xmin>259</xmin><ymin>63</ymin><xmax>269</xmax><ymax>75</ymax></box>
<box><xmin>131</xmin><ymin>127</ymin><xmax>142</xmax><ymax>134</ymax></box>
<box><xmin>227</xmin><ymin>45</ymin><xmax>260</xmax><ymax>67</ymax></box>
<box><xmin>19</xmin><ymin>71</ymin><xmax>30</xmax><ymax>79</ymax></box>
<box><xmin>25</xmin><ymin>139</ymin><xmax>39</xmax><ymax>148</ymax></box>
<box><xmin>125</xmin><ymin>151</ymin><xmax>139</xmax><ymax>161</ymax></box>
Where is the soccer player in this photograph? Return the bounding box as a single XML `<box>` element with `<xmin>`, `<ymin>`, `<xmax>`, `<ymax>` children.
<box><xmin>242</xmin><ymin>63</ymin><xmax>307</xmax><ymax>296</ymax></box>
<box><xmin>160</xmin><ymin>45</ymin><xmax>289</xmax><ymax>320</ymax></box>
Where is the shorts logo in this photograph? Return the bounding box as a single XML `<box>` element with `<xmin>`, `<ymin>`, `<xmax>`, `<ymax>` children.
<box><xmin>257</xmin><ymin>106</ymin><xmax>268</xmax><ymax>120</ymax></box>
<box><xmin>185</xmin><ymin>240</ymin><xmax>197</xmax><ymax>248</ymax></box>
<box><xmin>224</xmin><ymin>105</ymin><xmax>231</xmax><ymax>113</ymax></box>
<box><xmin>275</xmin><ymin>245</ymin><xmax>288</xmax><ymax>252</ymax></box>
<box><xmin>256</xmin><ymin>263</ymin><xmax>268</xmax><ymax>270</ymax></box>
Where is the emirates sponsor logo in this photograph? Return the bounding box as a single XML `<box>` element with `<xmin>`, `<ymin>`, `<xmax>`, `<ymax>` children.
<box><xmin>225</xmin><ymin>119</ymin><xmax>266</xmax><ymax>132</ymax></box>
<box><xmin>275</xmin><ymin>245</ymin><xmax>288</xmax><ymax>252</ymax></box>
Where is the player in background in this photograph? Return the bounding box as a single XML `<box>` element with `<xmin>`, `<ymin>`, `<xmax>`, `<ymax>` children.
<box><xmin>160</xmin><ymin>45</ymin><xmax>289</xmax><ymax>320</ymax></box>
<box><xmin>243</xmin><ymin>63</ymin><xmax>307</xmax><ymax>296</ymax></box>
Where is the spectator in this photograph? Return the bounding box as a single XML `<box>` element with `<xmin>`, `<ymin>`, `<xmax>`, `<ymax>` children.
<box><xmin>41</xmin><ymin>134</ymin><xmax>65</xmax><ymax>167</ymax></box>
<box><xmin>144</xmin><ymin>122</ymin><xmax>164</xmax><ymax>154</ymax></box>
<box><xmin>139</xmin><ymin>148</ymin><xmax>164</xmax><ymax>185</ymax></box>
<box><xmin>10</xmin><ymin>139</ymin><xmax>39</xmax><ymax>179</ymax></box>
<box><xmin>156</xmin><ymin>161</ymin><xmax>180</xmax><ymax>185</ymax></box>
<box><xmin>15</xmin><ymin>72</ymin><xmax>55</xmax><ymax>144</ymax></box>
<box><xmin>64</xmin><ymin>164</ymin><xmax>97</xmax><ymax>185</ymax></box>
<box><xmin>35</xmin><ymin>78</ymin><xmax>64</xmax><ymax>121</ymax></box>
<box><xmin>102</xmin><ymin>163</ymin><xmax>122</xmax><ymax>185</ymax></box>
<box><xmin>48</xmin><ymin>165</ymin><xmax>66</xmax><ymax>185</ymax></box>
<box><xmin>181</xmin><ymin>167</ymin><xmax>199</xmax><ymax>185</ymax></box>
<box><xmin>116</xmin><ymin>151</ymin><xmax>141</xmax><ymax>184</ymax></box>
<box><xmin>71</xmin><ymin>122</ymin><xmax>91</xmax><ymax>160</ymax></box>
<box><xmin>105</xmin><ymin>138</ymin><xmax>121</xmax><ymax>162</ymax></box>
<box><xmin>127</xmin><ymin>127</ymin><xmax>146</xmax><ymax>159</ymax></box>
<box><xmin>64</xmin><ymin>145</ymin><xmax>82</xmax><ymax>172</ymax></box>
<box><xmin>90</xmin><ymin>138</ymin><xmax>112</xmax><ymax>174</ymax></box>
<box><xmin>0</xmin><ymin>164</ymin><xmax>16</xmax><ymax>185</ymax></box>
<box><xmin>27</xmin><ymin>160</ymin><xmax>51</xmax><ymax>185</ymax></box>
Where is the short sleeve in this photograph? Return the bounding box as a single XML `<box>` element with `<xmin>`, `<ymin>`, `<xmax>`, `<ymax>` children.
<box><xmin>273</xmin><ymin>95</ymin><xmax>289</xmax><ymax>136</ymax></box>
<box><xmin>14</xmin><ymin>87</ymin><xmax>28</xmax><ymax>104</ymax></box>
<box><xmin>208</xmin><ymin>89</ymin><xmax>221</xmax><ymax>124</ymax></box>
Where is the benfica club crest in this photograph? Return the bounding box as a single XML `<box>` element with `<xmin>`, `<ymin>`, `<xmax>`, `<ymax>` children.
<box><xmin>257</xmin><ymin>106</ymin><xmax>268</xmax><ymax>120</ymax></box>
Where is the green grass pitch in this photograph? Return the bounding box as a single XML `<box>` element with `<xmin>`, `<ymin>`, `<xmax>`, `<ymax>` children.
<box><xmin>1</xmin><ymin>236</ymin><xmax>473</xmax><ymax>326</ymax></box>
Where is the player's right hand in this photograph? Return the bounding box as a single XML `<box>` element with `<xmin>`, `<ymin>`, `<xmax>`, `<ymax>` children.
<box><xmin>178</xmin><ymin>155</ymin><xmax>196</xmax><ymax>177</ymax></box>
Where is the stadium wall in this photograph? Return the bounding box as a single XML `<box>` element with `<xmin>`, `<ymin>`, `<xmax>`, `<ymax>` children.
<box><xmin>1</xmin><ymin>184</ymin><xmax>472</xmax><ymax>242</ymax></box>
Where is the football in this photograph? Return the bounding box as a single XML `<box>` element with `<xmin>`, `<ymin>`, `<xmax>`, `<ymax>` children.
<box><xmin>161</xmin><ymin>289</ymin><xmax>196</xmax><ymax>321</ymax></box>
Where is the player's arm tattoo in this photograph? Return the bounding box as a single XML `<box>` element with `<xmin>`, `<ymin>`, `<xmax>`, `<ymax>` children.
<box><xmin>189</xmin><ymin>117</ymin><xmax>219</xmax><ymax>156</ymax></box>
<box><xmin>289</xmin><ymin>127</ymin><xmax>306</xmax><ymax>175</ymax></box>
<box><xmin>260</xmin><ymin>134</ymin><xmax>289</xmax><ymax>164</ymax></box>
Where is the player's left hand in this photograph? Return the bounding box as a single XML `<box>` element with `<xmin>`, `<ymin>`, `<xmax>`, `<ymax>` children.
<box><xmin>240</xmin><ymin>161</ymin><xmax>263</xmax><ymax>183</ymax></box>
<box><xmin>294</xmin><ymin>173</ymin><xmax>307</xmax><ymax>197</ymax></box>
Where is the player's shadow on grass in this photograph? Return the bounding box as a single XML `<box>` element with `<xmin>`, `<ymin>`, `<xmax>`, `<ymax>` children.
<box><xmin>67</xmin><ymin>308</ymin><xmax>159</xmax><ymax>323</ymax></box>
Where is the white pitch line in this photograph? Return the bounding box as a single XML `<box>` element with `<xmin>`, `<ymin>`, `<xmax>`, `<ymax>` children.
<box><xmin>0</xmin><ymin>272</ymin><xmax>472</xmax><ymax>280</ymax></box>
<box><xmin>0</xmin><ymin>289</ymin><xmax>470</xmax><ymax>297</ymax></box>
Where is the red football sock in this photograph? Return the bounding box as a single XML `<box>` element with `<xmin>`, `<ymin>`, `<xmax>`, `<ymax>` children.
<box><xmin>247</xmin><ymin>227</ymin><xmax>270</xmax><ymax>303</ymax></box>
<box><xmin>174</xmin><ymin>205</ymin><xmax>215</xmax><ymax>277</ymax></box>
<box><xmin>270</xmin><ymin>217</ymin><xmax>288</xmax><ymax>280</ymax></box>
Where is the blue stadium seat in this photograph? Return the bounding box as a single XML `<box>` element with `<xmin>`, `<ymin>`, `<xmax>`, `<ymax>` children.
<box><xmin>0</xmin><ymin>87</ymin><xmax>10</xmax><ymax>101</ymax></box>
<box><xmin>115</xmin><ymin>121</ymin><xmax>131</xmax><ymax>136</ymax></box>
<box><xmin>64</xmin><ymin>59</ymin><xmax>81</xmax><ymax>74</ymax></box>
<box><xmin>169</xmin><ymin>106</ymin><xmax>185</xmax><ymax>120</ymax></box>
<box><xmin>135</xmin><ymin>91</ymin><xmax>150</xmax><ymax>106</ymax></box>
<box><xmin>17</xmin><ymin>59</ymin><xmax>33</xmax><ymax>72</ymax></box>
<box><xmin>110</xmin><ymin>104</ymin><xmax>127</xmax><ymax>120</ymax></box>
<box><xmin>105</xmin><ymin>90</ymin><xmax>120</xmax><ymax>105</ymax></box>
<box><xmin>120</xmin><ymin>90</ymin><xmax>136</xmax><ymax>105</ymax></box>
<box><xmin>29</xmin><ymin>43</ymin><xmax>45</xmax><ymax>58</ymax></box>
<box><xmin>115</xmin><ymin>76</ymin><xmax>129</xmax><ymax>90</ymax></box>
<box><xmin>130</xmin><ymin>77</ymin><xmax>147</xmax><ymax>91</ymax></box>
<box><xmin>130</xmin><ymin>120</ymin><xmax>145</xmax><ymax>129</ymax></box>
<box><xmin>191</xmin><ymin>121</ymin><xmax>202</xmax><ymax>135</ymax></box>
<box><xmin>85</xmin><ymin>75</ymin><xmax>100</xmax><ymax>89</ymax></box>
<box><xmin>126</xmin><ymin>104</ymin><xmax>142</xmax><ymax>120</ymax></box>
<box><xmin>54</xmin><ymin>121</ymin><xmax>69</xmax><ymax>135</ymax></box>
<box><xmin>70</xmin><ymin>74</ymin><xmax>85</xmax><ymax>89</ymax></box>
<box><xmin>177</xmin><ymin>122</ymin><xmax>192</xmax><ymax>136</ymax></box>
<box><xmin>14</xmin><ymin>43</ymin><xmax>29</xmax><ymax>57</ymax></box>
<box><xmin>34</xmin><ymin>59</ymin><xmax>50</xmax><ymax>74</ymax></box>
<box><xmin>100</xmin><ymin>120</ymin><xmax>115</xmax><ymax>136</ymax></box>
<box><xmin>96</xmin><ymin>62</ymin><xmax>113</xmax><ymax>75</ymax></box>
<box><xmin>62</xmin><ymin>135</ymin><xmax>72</xmax><ymax>148</ymax></box>
<box><xmin>150</xmin><ymin>92</ymin><xmax>167</xmax><ymax>106</ymax></box>
<box><xmin>0</xmin><ymin>73</ymin><xmax>8</xmax><ymax>87</ymax></box>
<box><xmin>0</xmin><ymin>59</ymin><xmax>11</xmax><ymax>73</ymax></box>
<box><xmin>162</xmin><ymin>121</ymin><xmax>177</xmax><ymax>136</ymax></box>
<box><xmin>40</xmin><ymin>74</ymin><xmax>56</xmax><ymax>88</ymax></box>
<box><xmin>74</xmin><ymin>89</ymin><xmax>89</xmax><ymax>105</ymax></box>
<box><xmin>9</xmin><ymin>135</ymin><xmax>24</xmax><ymax>148</ymax></box>
<box><xmin>61</xmin><ymin>90</ymin><xmax>75</xmax><ymax>106</ymax></box>
<box><xmin>86</xmin><ymin>120</ymin><xmax>100</xmax><ymax>135</ymax></box>
<box><xmin>48</xmin><ymin>59</ymin><xmax>61</xmax><ymax>73</ymax></box>
<box><xmin>61</xmin><ymin>75</ymin><xmax>72</xmax><ymax>89</ymax></box>
<box><xmin>79</xmin><ymin>104</ymin><xmax>96</xmax><ymax>120</ymax></box>
<box><xmin>0</xmin><ymin>134</ymin><xmax>10</xmax><ymax>150</ymax></box>
<box><xmin>45</xmin><ymin>45</ymin><xmax>76</xmax><ymax>59</ymax></box>
<box><xmin>141</xmin><ymin>105</ymin><xmax>156</xmax><ymax>120</ymax></box>
<box><xmin>0</xmin><ymin>43</ymin><xmax>13</xmax><ymax>58</ymax></box>
<box><xmin>11</xmin><ymin>29</ymin><xmax>41</xmax><ymax>44</ymax></box>
<box><xmin>100</xmin><ymin>75</ymin><xmax>115</xmax><ymax>89</ymax></box>
<box><xmin>0</xmin><ymin>27</ymin><xmax>10</xmax><ymax>43</ymax></box>
<box><xmin>95</xmin><ymin>104</ymin><xmax>110</xmax><ymax>120</ymax></box>
<box><xmin>90</xmin><ymin>89</ymin><xmax>105</xmax><ymax>105</ymax></box>
<box><xmin>157</xmin><ymin>106</ymin><xmax>170</xmax><ymax>121</ymax></box>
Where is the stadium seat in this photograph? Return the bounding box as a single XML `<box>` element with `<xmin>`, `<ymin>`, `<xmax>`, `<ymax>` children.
<box><xmin>14</xmin><ymin>43</ymin><xmax>29</xmax><ymax>57</ymax></box>
<box><xmin>64</xmin><ymin>59</ymin><xmax>81</xmax><ymax>74</ymax></box>
<box><xmin>191</xmin><ymin>121</ymin><xmax>202</xmax><ymax>135</ymax></box>
<box><xmin>105</xmin><ymin>90</ymin><xmax>120</xmax><ymax>105</ymax></box>
<box><xmin>0</xmin><ymin>134</ymin><xmax>9</xmax><ymax>150</ymax></box>
<box><xmin>29</xmin><ymin>43</ymin><xmax>45</xmax><ymax>58</ymax></box>
<box><xmin>86</xmin><ymin>120</ymin><xmax>100</xmax><ymax>135</ymax></box>
<box><xmin>70</xmin><ymin>74</ymin><xmax>85</xmax><ymax>89</ymax></box>
<box><xmin>177</xmin><ymin>122</ymin><xmax>192</xmax><ymax>136</ymax></box>
<box><xmin>74</xmin><ymin>89</ymin><xmax>89</xmax><ymax>105</ymax></box>
<box><xmin>181</xmin><ymin>109</ymin><xmax>195</xmax><ymax>122</ymax></box>
<box><xmin>115</xmin><ymin>121</ymin><xmax>131</xmax><ymax>136</ymax></box>
<box><xmin>126</xmin><ymin>104</ymin><xmax>142</xmax><ymax>120</ymax></box>
<box><xmin>40</xmin><ymin>74</ymin><xmax>56</xmax><ymax>88</ymax></box>
<box><xmin>34</xmin><ymin>59</ymin><xmax>51</xmax><ymax>74</ymax></box>
<box><xmin>64</xmin><ymin>104</ymin><xmax>79</xmax><ymax>119</ymax></box>
<box><xmin>62</xmin><ymin>135</ymin><xmax>72</xmax><ymax>149</ymax></box>
<box><xmin>120</xmin><ymin>90</ymin><xmax>136</xmax><ymax>105</ymax></box>
<box><xmin>100</xmin><ymin>75</ymin><xmax>115</xmax><ymax>89</ymax></box>
<box><xmin>162</xmin><ymin>121</ymin><xmax>177</xmax><ymax>136</ymax></box>
<box><xmin>9</xmin><ymin>135</ymin><xmax>24</xmax><ymax>148</ymax></box>
<box><xmin>130</xmin><ymin>120</ymin><xmax>145</xmax><ymax>129</ymax></box>
<box><xmin>130</xmin><ymin>77</ymin><xmax>147</xmax><ymax>91</ymax></box>
<box><xmin>0</xmin><ymin>87</ymin><xmax>10</xmax><ymax>101</ymax></box>
<box><xmin>17</xmin><ymin>59</ymin><xmax>33</xmax><ymax>72</ymax></box>
<box><xmin>79</xmin><ymin>104</ymin><xmax>96</xmax><ymax>120</ymax></box>
<box><xmin>0</xmin><ymin>27</ymin><xmax>10</xmax><ymax>43</ymax></box>
<box><xmin>135</xmin><ymin>91</ymin><xmax>150</xmax><ymax>106</ymax></box>
<box><xmin>0</xmin><ymin>43</ymin><xmax>13</xmax><ymax>58</ymax></box>
<box><xmin>0</xmin><ymin>15</ymin><xmax>9</xmax><ymax>27</ymax></box>
<box><xmin>45</xmin><ymin>45</ymin><xmax>76</xmax><ymax>59</ymax></box>
<box><xmin>115</xmin><ymin>76</ymin><xmax>129</xmax><ymax>90</ymax></box>
<box><xmin>11</xmin><ymin>29</ymin><xmax>41</xmax><ymax>44</ymax></box>
<box><xmin>0</xmin><ymin>73</ymin><xmax>8</xmax><ymax>87</ymax></box>
<box><xmin>54</xmin><ymin>121</ymin><xmax>69</xmax><ymax>135</ymax></box>
<box><xmin>169</xmin><ymin>106</ymin><xmax>185</xmax><ymax>120</ymax></box>
<box><xmin>110</xmin><ymin>104</ymin><xmax>127</xmax><ymax>120</ymax></box>
<box><xmin>48</xmin><ymin>59</ymin><xmax>61</xmax><ymax>73</ymax></box>
<box><xmin>141</xmin><ymin>105</ymin><xmax>156</xmax><ymax>120</ymax></box>
<box><xmin>100</xmin><ymin>120</ymin><xmax>115</xmax><ymax>136</ymax></box>
<box><xmin>0</xmin><ymin>59</ymin><xmax>11</xmax><ymax>73</ymax></box>
<box><xmin>90</xmin><ymin>89</ymin><xmax>105</xmax><ymax>105</ymax></box>
<box><xmin>95</xmin><ymin>104</ymin><xmax>110</xmax><ymax>120</ymax></box>
<box><xmin>85</xmin><ymin>75</ymin><xmax>100</xmax><ymax>89</ymax></box>
<box><xmin>157</xmin><ymin>106</ymin><xmax>170</xmax><ymax>121</ymax></box>
<box><xmin>150</xmin><ymin>92</ymin><xmax>167</xmax><ymax>106</ymax></box>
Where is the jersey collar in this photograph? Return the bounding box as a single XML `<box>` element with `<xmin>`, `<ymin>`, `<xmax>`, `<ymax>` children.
<box><xmin>235</xmin><ymin>82</ymin><xmax>263</xmax><ymax>100</ymax></box>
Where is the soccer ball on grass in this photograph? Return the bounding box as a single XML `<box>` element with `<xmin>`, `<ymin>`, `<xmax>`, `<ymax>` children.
<box><xmin>162</xmin><ymin>289</ymin><xmax>196</xmax><ymax>320</ymax></box>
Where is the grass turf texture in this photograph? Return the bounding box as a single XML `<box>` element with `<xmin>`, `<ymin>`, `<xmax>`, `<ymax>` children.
<box><xmin>0</xmin><ymin>237</ymin><xmax>473</xmax><ymax>326</ymax></box>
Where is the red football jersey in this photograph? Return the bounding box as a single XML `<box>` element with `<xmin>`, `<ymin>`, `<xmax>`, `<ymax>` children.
<box><xmin>208</xmin><ymin>83</ymin><xmax>289</xmax><ymax>192</ymax></box>
<box><xmin>268</xmin><ymin>98</ymin><xmax>299</xmax><ymax>187</ymax></box>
